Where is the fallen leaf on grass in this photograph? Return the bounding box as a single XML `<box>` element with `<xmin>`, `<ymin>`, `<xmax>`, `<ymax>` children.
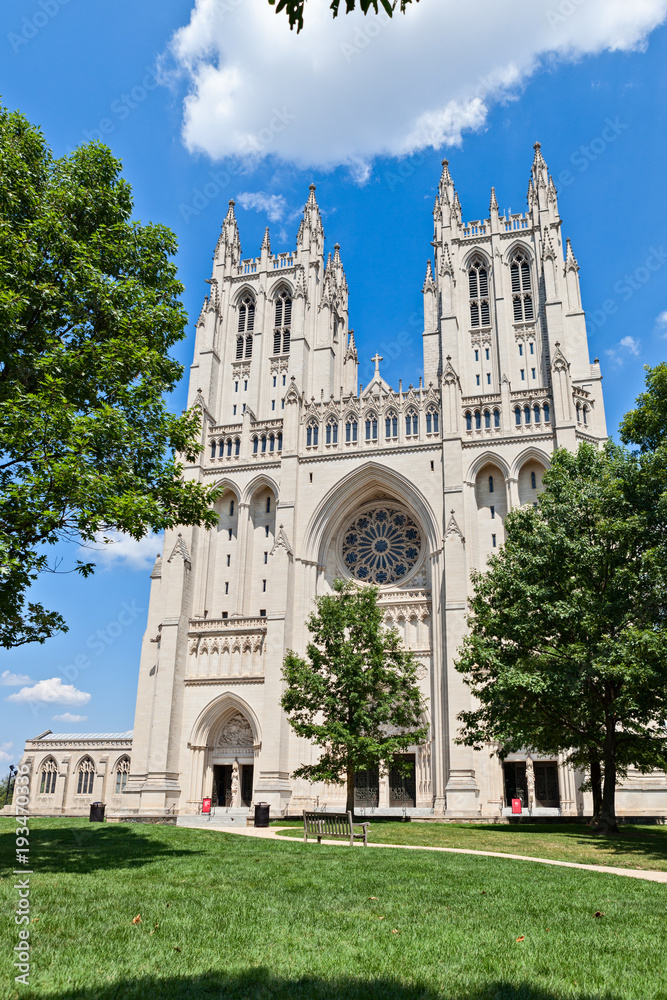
<box><xmin>166</xmin><ymin>903</ymin><xmax>171</xmax><ymax>908</ymax></box>
<box><xmin>516</xmin><ymin>936</ymin><xmax>525</xmax><ymax>942</ymax></box>
<box><xmin>594</xmin><ymin>911</ymin><xmax>604</xmax><ymax>918</ymax></box>
<box><xmin>132</xmin><ymin>915</ymin><xmax>141</xmax><ymax>925</ymax></box>
<box><xmin>150</xmin><ymin>923</ymin><xmax>159</xmax><ymax>935</ymax></box>
<box><xmin>369</xmin><ymin>896</ymin><xmax>378</xmax><ymax>900</ymax></box>
<box><xmin>173</xmin><ymin>947</ymin><xmax>181</xmax><ymax>952</ymax></box>
<box><xmin>392</xmin><ymin>929</ymin><xmax>399</xmax><ymax>934</ymax></box>
<box><xmin>379</xmin><ymin>916</ymin><xmax>385</xmax><ymax>920</ymax></box>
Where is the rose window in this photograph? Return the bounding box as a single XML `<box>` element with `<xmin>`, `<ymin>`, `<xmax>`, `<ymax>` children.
<box><xmin>341</xmin><ymin>505</ymin><xmax>422</xmax><ymax>585</ymax></box>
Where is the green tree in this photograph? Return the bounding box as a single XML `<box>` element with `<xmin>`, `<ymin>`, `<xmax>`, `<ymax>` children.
<box><xmin>281</xmin><ymin>579</ymin><xmax>428</xmax><ymax>815</ymax></box>
<box><xmin>454</xmin><ymin>444</ymin><xmax>667</xmax><ymax>834</ymax></box>
<box><xmin>268</xmin><ymin>0</ymin><xmax>418</xmax><ymax>33</ymax></box>
<box><xmin>619</xmin><ymin>362</ymin><xmax>667</xmax><ymax>453</ymax></box>
<box><xmin>0</xmin><ymin>103</ymin><xmax>220</xmax><ymax>648</ymax></box>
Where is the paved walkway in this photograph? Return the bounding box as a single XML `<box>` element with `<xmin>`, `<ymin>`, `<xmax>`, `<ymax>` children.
<box><xmin>193</xmin><ymin>822</ymin><xmax>667</xmax><ymax>883</ymax></box>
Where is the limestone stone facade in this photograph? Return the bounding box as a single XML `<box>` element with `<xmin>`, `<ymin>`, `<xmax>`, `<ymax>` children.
<box><xmin>17</xmin><ymin>145</ymin><xmax>667</xmax><ymax>821</ymax></box>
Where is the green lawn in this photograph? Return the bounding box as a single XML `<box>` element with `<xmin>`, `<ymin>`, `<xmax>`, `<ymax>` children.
<box><xmin>1</xmin><ymin>819</ymin><xmax>666</xmax><ymax>1000</ymax></box>
<box><xmin>274</xmin><ymin>819</ymin><xmax>667</xmax><ymax>872</ymax></box>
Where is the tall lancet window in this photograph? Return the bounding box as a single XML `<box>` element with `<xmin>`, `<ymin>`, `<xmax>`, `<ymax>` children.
<box><xmin>468</xmin><ymin>258</ymin><xmax>490</xmax><ymax>328</ymax></box>
<box><xmin>238</xmin><ymin>294</ymin><xmax>255</xmax><ymax>358</ymax></box>
<box><xmin>273</xmin><ymin>288</ymin><xmax>292</xmax><ymax>355</ymax></box>
<box><xmin>510</xmin><ymin>251</ymin><xmax>534</xmax><ymax>322</ymax></box>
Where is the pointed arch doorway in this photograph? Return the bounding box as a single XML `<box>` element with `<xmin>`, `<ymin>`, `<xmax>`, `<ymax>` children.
<box><xmin>210</xmin><ymin>709</ymin><xmax>256</xmax><ymax>808</ymax></box>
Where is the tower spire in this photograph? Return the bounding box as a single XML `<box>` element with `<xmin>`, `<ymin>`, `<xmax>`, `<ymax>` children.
<box><xmin>261</xmin><ymin>226</ymin><xmax>271</xmax><ymax>254</ymax></box>
<box><xmin>296</xmin><ymin>183</ymin><xmax>324</xmax><ymax>256</ymax></box>
<box><xmin>217</xmin><ymin>199</ymin><xmax>242</xmax><ymax>269</ymax></box>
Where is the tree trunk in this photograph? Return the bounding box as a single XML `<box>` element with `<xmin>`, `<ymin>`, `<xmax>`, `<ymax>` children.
<box><xmin>588</xmin><ymin>754</ymin><xmax>602</xmax><ymax>826</ymax></box>
<box><xmin>346</xmin><ymin>763</ymin><xmax>355</xmax><ymax>819</ymax></box>
<box><xmin>595</xmin><ymin>720</ymin><xmax>619</xmax><ymax>835</ymax></box>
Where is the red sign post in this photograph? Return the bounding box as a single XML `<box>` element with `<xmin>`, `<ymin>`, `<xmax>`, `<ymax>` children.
<box><xmin>511</xmin><ymin>798</ymin><xmax>522</xmax><ymax>815</ymax></box>
<box><xmin>202</xmin><ymin>797</ymin><xmax>212</xmax><ymax>815</ymax></box>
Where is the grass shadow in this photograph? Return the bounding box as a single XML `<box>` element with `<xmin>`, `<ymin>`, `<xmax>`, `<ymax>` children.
<box><xmin>0</xmin><ymin>821</ymin><xmax>196</xmax><ymax>875</ymax></box>
<box><xmin>41</xmin><ymin>971</ymin><xmax>622</xmax><ymax>1000</ymax></box>
<box><xmin>478</xmin><ymin>821</ymin><xmax>667</xmax><ymax>864</ymax></box>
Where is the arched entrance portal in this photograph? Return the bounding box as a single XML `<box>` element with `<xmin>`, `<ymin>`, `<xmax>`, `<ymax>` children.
<box><xmin>210</xmin><ymin>710</ymin><xmax>255</xmax><ymax>807</ymax></box>
<box><xmin>187</xmin><ymin>696</ymin><xmax>261</xmax><ymax>812</ymax></box>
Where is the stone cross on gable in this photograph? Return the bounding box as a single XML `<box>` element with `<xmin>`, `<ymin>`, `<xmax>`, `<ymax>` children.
<box><xmin>371</xmin><ymin>353</ymin><xmax>383</xmax><ymax>376</ymax></box>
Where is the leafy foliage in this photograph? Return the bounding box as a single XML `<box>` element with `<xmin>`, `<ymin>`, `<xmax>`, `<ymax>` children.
<box><xmin>0</xmin><ymin>103</ymin><xmax>220</xmax><ymax>647</ymax></box>
<box><xmin>268</xmin><ymin>0</ymin><xmax>418</xmax><ymax>34</ymax></box>
<box><xmin>454</xmin><ymin>443</ymin><xmax>667</xmax><ymax>833</ymax></box>
<box><xmin>281</xmin><ymin>579</ymin><xmax>427</xmax><ymax>812</ymax></box>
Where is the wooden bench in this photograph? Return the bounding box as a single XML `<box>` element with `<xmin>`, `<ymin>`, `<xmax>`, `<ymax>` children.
<box><xmin>303</xmin><ymin>811</ymin><xmax>369</xmax><ymax>847</ymax></box>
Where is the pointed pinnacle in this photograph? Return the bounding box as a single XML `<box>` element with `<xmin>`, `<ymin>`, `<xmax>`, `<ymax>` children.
<box><xmin>261</xmin><ymin>226</ymin><xmax>271</xmax><ymax>252</ymax></box>
<box><xmin>490</xmin><ymin>186</ymin><xmax>498</xmax><ymax>213</ymax></box>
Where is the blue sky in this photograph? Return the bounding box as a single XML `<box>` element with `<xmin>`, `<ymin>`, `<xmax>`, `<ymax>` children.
<box><xmin>1</xmin><ymin>0</ymin><xmax>666</xmax><ymax>769</ymax></box>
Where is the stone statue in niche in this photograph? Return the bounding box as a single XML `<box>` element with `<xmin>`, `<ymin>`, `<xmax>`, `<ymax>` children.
<box><xmin>231</xmin><ymin>759</ymin><xmax>240</xmax><ymax>806</ymax></box>
<box><xmin>217</xmin><ymin>712</ymin><xmax>254</xmax><ymax>747</ymax></box>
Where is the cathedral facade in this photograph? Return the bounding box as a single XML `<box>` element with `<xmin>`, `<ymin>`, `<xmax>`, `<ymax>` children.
<box><xmin>18</xmin><ymin>145</ymin><xmax>667</xmax><ymax>821</ymax></box>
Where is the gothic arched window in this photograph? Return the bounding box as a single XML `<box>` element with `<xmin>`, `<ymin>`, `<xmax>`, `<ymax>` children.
<box><xmin>465</xmin><ymin>412</ymin><xmax>472</xmax><ymax>431</ymax></box>
<box><xmin>475</xmin><ymin>411</ymin><xmax>481</xmax><ymax>430</ymax></box>
<box><xmin>405</xmin><ymin>410</ymin><xmax>418</xmax><ymax>436</ymax></box>
<box><xmin>230</xmin><ymin>500</ymin><xmax>235</xmax><ymax>516</ymax></box>
<box><xmin>39</xmin><ymin>757</ymin><xmax>58</xmax><ymax>795</ymax></box>
<box><xmin>385</xmin><ymin>411</ymin><xmax>398</xmax><ymax>439</ymax></box>
<box><xmin>273</xmin><ymin>288</ymin><xmax>292</xmax><ymax>355</ymax></box>
<box><xmin>261</xmin><ymin>435</ymin><xmax>267</xmax><ymax>453</ymax></box>
<box><xmin>210</xmin><ymin>441</ymin><xmax>216</xmax><ymax>459</ymax></box>
<box><xmin>534</xmin><ymin>404</ymin><xmax>541</xmax><ymax>424</ymax></box>
<box><xmin>114</xmin><ymin>756</ymin><xmax>130</xmax><ymax>794</ymax></box>
<box><xmin>345</xmin><ymin>418</ymin><xmax>358</xmax><ymax>443</ymax></box>
<box><xmin>326</xmin><ymin>419</ymin><xmax>338</xmax><ymax>445</ymax></box>
<box><xmin>531</xmin><ymin>471</ymin><xmax>537</xmax><ymax>489</ymax></box>
<box><xmin>484</xmin><ymin>410</ymin><xmax>491</xmax><ymax>429</ymax></box>
<box><xmin>524</xmin><ymin>405</ymin><xmax>531</xmax><ymax>425</ymax></box>
<box><xmin>468</xmin><ymin>257</ymin><xmax>490</xmax><ymax>328</ymax></box>
<box><xmin>543</xmin><ymin>403</ymin><xmax>551</xmax><ymax>423</ymax></box>
<box><xmin>494</xmin><ymin>408</ymin><xmax>500</xmax><ymax>428</ymax></box>
<box><xmin>252</xmin><ymin>435</ymin><xmax>259</xmax><ymax>454</ymax></box>
<box><xmin>426</xmin><ymin>409</ymin><xmax>440</xmax><ymax>434</ymax></box>
<box><xmin>245</xmin><ymin>334</ymin><xmax>253</xmax><ymax>359</ymax></box>
<box><xmin>515</xmin><ymin>406</ymin><xmax>522</xmax><ymax>426</ymax></box>
<box><xmin>306</xmin><ymin>421</ymin><xmax>319</xmax><ymax>447</ymax></box>
<box><xmin>266</xmin><ymin>496</ymin><xmax>271</xmax><ymax>513</ymax></box>
<box><xmin>226</xmin><ymin>439</ymin><xmax>232</xmax><ymax>458</ymax></box>
<box><xmin>488</xmin><ymin>476</ymin><xmax>494</xmax><ymax>493</ymax></box>
<box><xmin>234</xmin><ymin>438</ymin><xmax>240</xmax><ymax>456</ymax></box>
<box><xmin>76</xmin><ymin>757</ymin><xmax>95</xmax><ymax>795</ymax></box>
<box><xmin>236</xmin><ymin>335</ymin><xmax>244</xmax><ymax>360</ymax></box>
<box><xmin>365</xmin><ymin>416</ymin><xmax>378</xmax><ymax>441</ymax></box>
<box><xmin>238</xmin><ymin>294</ymin><xmax>255</xmax><ymax>334</ymax></box>
<box><xmin>510</xmin><ymin>250</ymin><xmax>534</xmax><ymax>322</ymax></box>
<box><xmin>277</xmin><ymin>432</ymin><xmax>283</xmax><ymax>451</ymax></box>
<box><xmin>583</xmin><ymin>406</ymin><xmax>588</xmax><ymax>425</ymax></box>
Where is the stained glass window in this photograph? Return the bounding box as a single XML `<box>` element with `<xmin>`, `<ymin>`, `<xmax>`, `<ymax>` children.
<box><xmin>340</xmin><ymin>505</ymin><xmax>422</xmax><ymax>585</ymax></box>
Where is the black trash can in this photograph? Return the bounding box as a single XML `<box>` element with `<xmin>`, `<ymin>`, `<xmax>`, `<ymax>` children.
<box><xmin>254</xmin><ymin>802</ymin><xmax>270</xmax><ymax>828</ymax></box>
<box><xmin>89</xmin><ymin>802</ymin><xmax>105</xmax><ymax>822</ymax></box>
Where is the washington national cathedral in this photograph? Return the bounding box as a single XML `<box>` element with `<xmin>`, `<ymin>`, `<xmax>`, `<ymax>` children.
<box><xmin>17</xmin><ymin>144</ymin><xmax>667</xmax><ymax>821</ymax></box>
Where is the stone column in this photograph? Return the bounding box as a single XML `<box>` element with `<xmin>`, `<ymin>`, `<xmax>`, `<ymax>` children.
<box><xmin>233</xmin><ymin>502</ymin><xmax>251</xmax><ymax>617</ymax></box>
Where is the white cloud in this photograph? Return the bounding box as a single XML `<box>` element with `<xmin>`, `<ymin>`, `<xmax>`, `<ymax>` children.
<box><xmin>0</xmin><ymin>670</ymin><xmax>33</xmax><ymax>686</ymax></box>
<box><xmin>52</xmin><ymin>713</ymin><xmax>88</xmax><ymax>723</ymax></box>
<box><xmin>0</xmin><ymin>741</ymin><xmax>13</xmax><ymax>763</ymax></box>
<box><xmin>6</xmin><ymin>678</ymin><xmax>91</xmax><ymax>706</ymax></box>
<box><xmin>236</xmin><ymin>192</ymin><xmax>288</xmax><ymax>222</ymax></box>
<box><xmin>79</xmin><ymin>530</ymin><xmax>162</xmax><ymax>572</ymax></box>
<box><xmin>165</xmin><ymin>0</ymin><xmax>667</xmax><ymax>172</ymax></box>
<box><xmin>655</xmin><ymin>310</ymin><xmax>667</xmax><ymax>335</ymax></box>
<box><xmin>619</xmin><ymin>336</ymin><xmax>640</xmax><ymax>355</ymax></box>
<box><xmin>606</xmin><ymin>336</ymin><xmax>641</xmax><ymax>365</ymax></box>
